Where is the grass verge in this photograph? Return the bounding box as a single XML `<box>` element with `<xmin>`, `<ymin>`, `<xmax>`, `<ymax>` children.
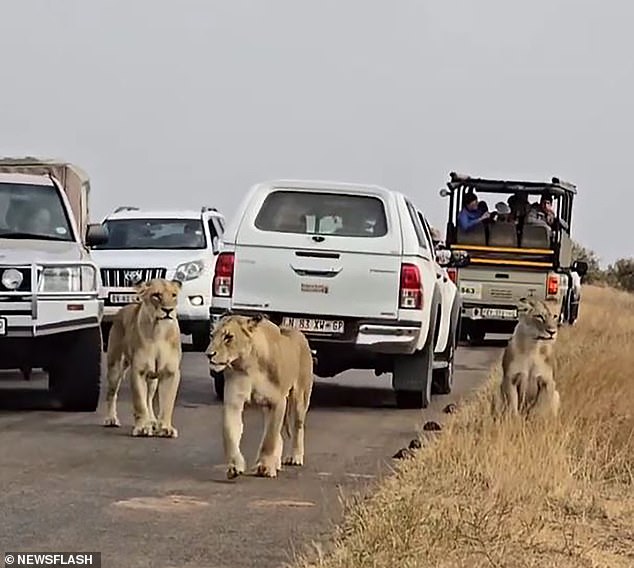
<box><xmin>296</xmin><ymin>285</ymin><xmax>634</xmax><ymax>568</ymax></box>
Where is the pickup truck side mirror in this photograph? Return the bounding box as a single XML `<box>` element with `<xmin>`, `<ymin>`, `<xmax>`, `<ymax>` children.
<box><xmin>572</xmin><ymin>260</ymin><xmax>588</xmax><ymax>277</ymax></box>
<box><xmin>86</xmin><ymin>224</ymin><xmax>109</xmax><ymax>247</ymax></box>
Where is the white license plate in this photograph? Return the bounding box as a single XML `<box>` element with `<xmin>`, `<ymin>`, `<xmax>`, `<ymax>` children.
<box><xmin>282</xmin><ymin>317</ymin><xmax>345</xmax><ymax>334</ymax></box>
<box><xmin>481</xmin><ymin>308</ymin><xmax>517</xmax><ymax>319</ymax></box>
<box><xmin>0</xmin><ymin>317</ymin><xmax>6</xmax><ymax>336</ymax></box>
<box><xmin>109</xmin><ymin>292</ymin><xmax>140</xmax><ymax>305</ymax></box>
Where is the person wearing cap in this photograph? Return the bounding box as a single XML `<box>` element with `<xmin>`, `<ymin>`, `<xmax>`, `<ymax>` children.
<box><xmin>458</xmin><ymin>192</ymin><xmax>490</xmax><ymax>232</ymax></box>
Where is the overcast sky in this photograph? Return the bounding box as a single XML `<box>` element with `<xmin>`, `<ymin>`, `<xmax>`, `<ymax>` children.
<box><xmin>0</xmin><ymin>1</ymin><xmax>630</xmax><ymax>265</ymax></box>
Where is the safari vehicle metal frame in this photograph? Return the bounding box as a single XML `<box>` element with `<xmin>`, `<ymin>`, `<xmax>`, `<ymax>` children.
<box><xmin>439</xmin><ymin>172</ymin><xmax>588</xmax><ymax>343</ymax></box>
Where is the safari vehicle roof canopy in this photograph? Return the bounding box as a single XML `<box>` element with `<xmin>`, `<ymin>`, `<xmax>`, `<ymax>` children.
<box><xmin>0</xmin><ymin>157</ymin><xmax>91</xmax><ymax>240</ymax></box>
<box><xmin>442</xmin><ymin>172</ymin><xmax>578</xmax><ymax>270</ymax></box>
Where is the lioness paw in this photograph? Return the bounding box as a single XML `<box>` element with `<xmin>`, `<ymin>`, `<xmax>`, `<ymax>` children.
<box><xmin>131</xmin><ymin>423</ymin><xmax>154</xmax><ymax>437</ymax></box>
<box><xmin>255</xmin><ymin>462</ymin><xmax>278</xmax><ymax>478</ymax></box>
<box><xmin>156</xmin><ymin>425</ymin><xmax>178</xmax><ymax>439</ymax></box>
<box><xmin>282</xmin><ymin>455</ymin><xmax>304</xmax><ymax>467</ymax></box>
<box><xmin>103</xmin><ymin>417</ymin><xmax>120</xmax><ymax>428</ymax></box>
<box><xmin>226</xmin><ymin>465</ymin><xmax>244</xmax><ymax>480</ymax></box>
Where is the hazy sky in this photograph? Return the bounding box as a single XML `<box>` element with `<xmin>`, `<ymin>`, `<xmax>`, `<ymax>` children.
<box><xmin>0</xmin><ymin>1</ymin><xmax>631</xmax><ymax>265</ymax></box>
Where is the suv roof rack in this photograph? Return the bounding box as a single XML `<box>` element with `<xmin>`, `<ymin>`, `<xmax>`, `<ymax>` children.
<box><xmin>113</xmin><ymin>206</ymin><xmax>140</xmax><ymax>213</ymax></box>
<box><xmin>447</xmin><ymin>172</ymin><xmax>577</xmax><ymax>195</ymax></box>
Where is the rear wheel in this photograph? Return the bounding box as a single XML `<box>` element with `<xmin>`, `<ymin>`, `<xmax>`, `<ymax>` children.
<box><xmin>48</xmin><ymin>327</ymin><xmax>102</xmax><ymax>412</ymax></box>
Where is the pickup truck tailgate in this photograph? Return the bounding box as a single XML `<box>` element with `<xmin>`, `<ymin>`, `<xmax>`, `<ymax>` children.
<box><xmin>232</xmin><ymin>244</ymin><xmax>401</xmax><ymax>319</ymax></box>
<box><xmin>456</xmin><ymin>266</ymin><xmax>546</xmax><ymax>304</ymax></box>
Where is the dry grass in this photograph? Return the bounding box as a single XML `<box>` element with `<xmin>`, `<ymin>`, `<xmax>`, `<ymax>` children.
<box><xmin>296</xmin><ymin>286</ymin><xmax>634</xmax><ymax>568</ymax></box>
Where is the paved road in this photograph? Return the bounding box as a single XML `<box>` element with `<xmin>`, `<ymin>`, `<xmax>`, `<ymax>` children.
<box><xmin>0</xmin><ymin>342</ymin><xmax>502</xmax><ymax>568</ymax></box>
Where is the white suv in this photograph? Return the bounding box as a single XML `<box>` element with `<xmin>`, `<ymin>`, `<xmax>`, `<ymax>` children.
<box><xmin>91</xmin><ymin>206</ymin><xmax>225</xmax><ymax>351</ymax></box>
<box><xmin>209</xmin><ymin>180</ymin><xmax>468</xmax><ymax>408</ymax></box>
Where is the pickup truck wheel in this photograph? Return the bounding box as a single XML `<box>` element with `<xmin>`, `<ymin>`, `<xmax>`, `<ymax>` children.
<box><xmin>48</xmin><ymin>327</ymin><xmax>102</xmax><ymax>412</ymax></box>
<box><xmin>211</xmin><ymin>370</ymin><xmax>225</xmax><ymax>402</ymax></box>
<box><xmin>393</xmin><ymin>344</ymin><xmax>433</xmax><ymax>409</ymax></box>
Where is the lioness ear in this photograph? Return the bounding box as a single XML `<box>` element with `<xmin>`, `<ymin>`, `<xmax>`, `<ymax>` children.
<box><xmin>246</xmin><ymin>313</ymin><xmax>264</xmax><ymax>331</ymax></box>
<box><xmin>134</xmin><ymin>281</ymin><xmax>149</xmax><ymax>296</ymax></box>
<box><xmin>517</xmin><ymin>297</ymin><xmax>534</xmax><ymax>313</ymax></box>
<box><xmin>170</xmin><ymin>279</ymin><xmax>183</xmax><ymax>290</ymax></box>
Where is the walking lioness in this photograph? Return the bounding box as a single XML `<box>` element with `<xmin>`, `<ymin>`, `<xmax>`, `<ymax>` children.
<box><xmin>206</xmin><ymin>313</ymin><xmax>314</xmax><ymax>480</ymax></box>
<box><xmin>499</xmin><ymin>297</ymin><xmax>560</xmax><ymax>419</ymax></box>
<box><xmin>103</xmin><ymin>278</ymin><xmax>183</xmax><ymax>438</ymax></box>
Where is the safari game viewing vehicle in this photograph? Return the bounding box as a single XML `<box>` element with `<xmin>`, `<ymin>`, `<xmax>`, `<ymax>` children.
<box><xmin>439</xmin><ymin>172</ymin><xmax>588</xmax><ymax>345</ymax></box>
<box><xmin>0</xmin><ymin>157</ymin><xmax>108</xmax><ymax>411</ymax></box>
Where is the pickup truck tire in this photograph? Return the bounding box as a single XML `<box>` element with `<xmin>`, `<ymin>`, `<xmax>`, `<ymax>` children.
<box><xmin>48</xmin><ymin>327</ymin><xmax>102</xmax><ymax>412</ymax></box>
<box><xmin>393</xmin><ymin>293</ymin><xmax>439</xmax><ymax>409</ymax></box>
<box><xmin>211</xmin><ymin>370</ymin><xmax>225</xmax><ymax>402</ymax></box>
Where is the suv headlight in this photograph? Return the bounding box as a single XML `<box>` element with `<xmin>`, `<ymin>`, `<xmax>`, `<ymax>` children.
<box><xmin>38</xmin><ymin>265</ymin><xmax>98</xmax><ymax>293</ymax></box>
<box><xmin>174</xmin><ymin>260</ymin><xmax>204</xmax><ymax>282</ymax></box>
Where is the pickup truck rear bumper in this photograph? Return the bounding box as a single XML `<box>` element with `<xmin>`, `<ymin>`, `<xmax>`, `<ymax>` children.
<box><xmin>209</xmin><ymin>308</ymin><xmax>421</xmax><ymax>355</ymax></box>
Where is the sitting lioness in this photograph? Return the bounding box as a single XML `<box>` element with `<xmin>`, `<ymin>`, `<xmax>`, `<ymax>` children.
<box><xmin>499</xmin><ymin>297</ymin><xmax>560</xmax><ymax>420</ymax></box>
<box><xmin>103</xmin><ymin>278</ymin><xmax>183</xmax><ymax>438</ymax></box>
<box><xmin>206</xmin><ymin>313</ymin><xmax>314</xmax><ymax>479</ymax></box>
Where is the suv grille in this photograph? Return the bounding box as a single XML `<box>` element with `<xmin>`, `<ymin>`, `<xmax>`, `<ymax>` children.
<box><xmin>100</xmin><ymin>267</ymin><xmax>166</xmax><ymax>287</ymax></box>
<box><xmin>0</xmin><ymin>267</ymin><xmax>32</xmax><ymax>293</ymax></box>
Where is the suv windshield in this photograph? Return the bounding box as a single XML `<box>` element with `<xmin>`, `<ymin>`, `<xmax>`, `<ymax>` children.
<box><xmin>0</xmin><ymin>182</ymin><xmax>74</xmax><ymax>242</ymax></box>
<box><xmin>254</xmin><ymin>190</ymin><xmax>388</xmax><ymax>237</ymax></box>
<box><xmin>94</xmin><ymin>218</ymin><xmax>207</xmax><ymax>250</ymax></box>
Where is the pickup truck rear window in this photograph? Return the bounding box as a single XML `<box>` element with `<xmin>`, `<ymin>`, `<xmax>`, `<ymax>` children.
<box><xmin>254</xmin><ymin>190</ymin><xmax>388</xmax><ymax>238</ymax></box>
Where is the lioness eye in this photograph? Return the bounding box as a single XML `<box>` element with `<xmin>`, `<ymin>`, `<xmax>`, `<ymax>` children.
<box><xmin>152</xmin><ymin>293</ymin><xmax>161</xmax><ymax>301</ymax></box>
<box><xmin>172</xmin><ymin>293</ymin><xmax>177</xmax><ymax>298</ymax></box>
<box><xmin>224</xmin><ymin>334</ymin><xmax>233</xmax><ymax>343</ymax></box>
<box><xmin>536</xmin><ymin>314</ymin><xmax>545</xmax><ymax>321</ymax></box>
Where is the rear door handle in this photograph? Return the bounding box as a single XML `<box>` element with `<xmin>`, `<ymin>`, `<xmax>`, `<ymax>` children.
<box><xmin>290</xmin><ymin>265</ymin><xmax>342</xmax><ymax>278</ymax></box>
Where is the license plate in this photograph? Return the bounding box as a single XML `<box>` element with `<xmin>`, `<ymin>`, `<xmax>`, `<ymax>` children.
<box><xmin>282</xmin><ymin>317</ymin><xmax>345</xmax><ymax>334</ymax></box>
<box><xmin>109</xmin><ymin>292</ymin><xmax>140</xmax><ymax>305</ymax></box>
<box><xmin>481</xmin><ymin>307</ymin><xmax>517</xmax><ymax>319</ymax></box>
<box><xmin>0</xmin><ymin>317</ymin><xmax>6</xmax><ymax>336</ymax></box>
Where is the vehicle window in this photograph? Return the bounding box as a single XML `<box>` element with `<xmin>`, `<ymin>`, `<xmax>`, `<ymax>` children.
<box><xmin>404</xmin><ymin>200</ymin><xmax>428</xmax><ymax>249</ymax></box>
<box><xmin>0</xmin><ymin>183</ymin><xmax>74</xmax><ymax>242</ymax></box>
<box><xmin>254</xmin><ymin>190</ymin><xmax>388</xmax><ymax>238</ymax></box>
<box><xmin>94</xmin><ymin>218</ymin><xmax>207</xmax><ymax>250</ymax></box>
<box><xmin>417</xmin><ymin>211</ymin><xmax>435</xmax><ymax>251</ymax></box>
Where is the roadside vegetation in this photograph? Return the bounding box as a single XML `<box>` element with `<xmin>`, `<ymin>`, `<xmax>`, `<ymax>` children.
<box><xmin>296</xmin><ymin>285</ymin><xmax>634</xmax><ymax>568</ymax></box>
<box><xmin>573</xmin><ymin>241</ymin><xmax>633</xmax><ymax>292</ymax></box>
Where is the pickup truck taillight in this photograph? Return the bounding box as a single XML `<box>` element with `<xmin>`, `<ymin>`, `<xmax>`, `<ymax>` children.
<box><xmin>546</xmin><ymin>273</ymin><xmax>559</xmax><ymax>297</ymax></box>
<box><xmin>213</xmin><ymin>252</ymin><xmax>235</xmax><ymax>297</ymax></box>
<box><xmin>399</xmin><ymin>263</ymin><xmax>422</xmax><ymax>309</ymax></box>
<box><xmin>446</xmin><ymin>268</ymin><xmax>457</xmax><ymax>284</ymax></box>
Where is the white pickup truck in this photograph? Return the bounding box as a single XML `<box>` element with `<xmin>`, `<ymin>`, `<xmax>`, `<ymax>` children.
<box><xmin>0</xmin><ymin>158</ymin><xmax>108</xmax><ymax>411</ymax></box>
<box><xmin>208</xmin><ymin>179</ymin><xmax>469</xmax><ymax>408</ymax></box>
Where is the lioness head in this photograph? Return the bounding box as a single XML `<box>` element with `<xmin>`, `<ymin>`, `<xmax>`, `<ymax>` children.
<box><xmin>135</xmin><ymin>278</ymin><xmax>182</xmax><ymax>322</ymax></box>
<box><xmin>206</xmin><ymin>313</ymin><xmax>264</xmax><ymax>372</ymax></box>
<box><xmin>517</xmin><ymin>297</ymin><xmax>558</xmax><ymax>341</ymax></box>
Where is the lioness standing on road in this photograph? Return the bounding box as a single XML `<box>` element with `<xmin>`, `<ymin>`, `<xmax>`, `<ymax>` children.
<box><xmin>103</xmin><ymin>278</ymin><xmax>184</xmax><ymax>438</ymax></box>
<box><xmin>206</xmin><ymin>313</ymin><xmax>314</xmax><ymax>480</ymax></box>
<box><xmin>499</xmin><ymin>297</ymin><xmax>560</xmax><ymax>420</ymax></box>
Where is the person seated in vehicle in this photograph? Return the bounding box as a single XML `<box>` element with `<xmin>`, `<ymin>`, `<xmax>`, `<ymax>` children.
<box><xmin>526</xmin><ymin>193</ymin><xmax>556</xmax><ymax>229</ymax></box>
<box><xmin>458</xmin><ymin>192</ymin><xmax>490</xmax><ymax>232</ymax></box>
<box><xmin>506</xmin><ymin>193</ymin><xmax>530</xmax><ymax>222</ymax></box>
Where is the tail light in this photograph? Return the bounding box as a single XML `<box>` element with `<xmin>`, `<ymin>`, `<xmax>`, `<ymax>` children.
<box><xmin>446</xmin><ymin>268</ymin><xmax>457</xmax><ymax>284</ymax></box>
<box><xmin>399</xmin><ymin>263</ymin><xmax>423</xmax><ymax>309</ymax></box>
<box><xmin>213</xmin><ymin>252</ymin><xmax>235</xmax><ymax>297</ymax></box>
<box><xmin>546</xmin><ymin>273</ymin><xmax>559</xmax><ymax>297</ymax></box>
